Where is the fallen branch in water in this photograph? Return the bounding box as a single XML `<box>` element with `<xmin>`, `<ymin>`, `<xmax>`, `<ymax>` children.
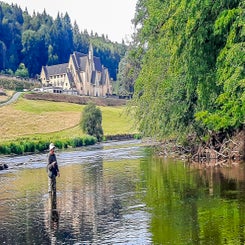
<box><xmin>154</xmin><ymin>128</ymin><xmax>245</xmax><ymax>167</ymax></box>
<box><xmin>190</xmin><ymin>129</ymin><xmax>244</xmax><ymax>166</ymax></box>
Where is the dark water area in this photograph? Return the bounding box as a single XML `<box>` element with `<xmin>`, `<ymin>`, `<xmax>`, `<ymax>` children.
<box><xmin>0</xmin><ymin>140</ymin><xmax>245</xmax><ymax>245</ymax></box>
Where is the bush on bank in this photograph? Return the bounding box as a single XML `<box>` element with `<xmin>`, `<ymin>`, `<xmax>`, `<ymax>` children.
<box><xmin>0</xmin><ymin>133</ymin><xmax>142</xmax><ymax>155</ymax></box>
<box><xmin>103</xmin><ymin>133</ymin><xmax>141</xmax><ymax>141</ymax></box>
<box><xmin>0</xmin><ymin>135</ymin><xmax>97</xmax><ymax>155</ymax></box>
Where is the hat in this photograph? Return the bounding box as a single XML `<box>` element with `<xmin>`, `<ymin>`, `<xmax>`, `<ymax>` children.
<box><xmin>49</xmin><ymin>143</ymin><xmax>55</xmax><ymax>151</ymax></box>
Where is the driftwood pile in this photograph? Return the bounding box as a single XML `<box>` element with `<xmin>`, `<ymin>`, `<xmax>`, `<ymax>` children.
<box><xmin>155</xmin><ymin>128</ymin><xmax>245</xmax><ymax>167</ymax></box>
<box><xmin>192</xmin><ymin>138</ymin><xmax>244</xmax><ymax>166</ymax></box>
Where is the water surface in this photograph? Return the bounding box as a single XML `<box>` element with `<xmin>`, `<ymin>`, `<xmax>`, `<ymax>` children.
<box><xmin>0</xmin><ymin>140</ymin><xmax>244</xmax><ymax>244</ymax></box>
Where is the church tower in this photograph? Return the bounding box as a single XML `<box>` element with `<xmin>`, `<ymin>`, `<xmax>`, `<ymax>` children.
<box><xmin>88</xmin><ymin>43</ymin><xmax>94</xmax><ymax>71</ymax></box>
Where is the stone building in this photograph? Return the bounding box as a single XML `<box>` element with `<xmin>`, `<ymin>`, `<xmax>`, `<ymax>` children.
<box><xmin>40</xmin><ymin>44</ymin><xmax>112</xmax><ymax>97</ymax></box>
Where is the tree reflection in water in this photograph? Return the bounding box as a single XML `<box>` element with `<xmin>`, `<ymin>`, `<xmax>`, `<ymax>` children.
<box><xmin>139</xmin><ymin>156</ymin><xmax>245</xmax><ymax>245</ymax></box>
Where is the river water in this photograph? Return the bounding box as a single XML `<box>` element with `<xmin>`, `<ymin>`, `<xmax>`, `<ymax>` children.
<box><xmin>0</xmin><ymin>140</ymin><xmax>245</xmax><ymax>245</ymax></box>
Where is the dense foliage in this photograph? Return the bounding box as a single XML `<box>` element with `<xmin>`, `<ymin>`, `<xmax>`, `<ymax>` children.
<box><xmin>0</xmin><ymin>1</ymin><xmax>127</xmax><ymax>80</ymax></box>
<box><xmin>126</xmin><ymin>0</ymin><xmax>244</xmax><ymax>141</ymax></box>
<box><xmin>80</xmin><ymin>103</ymin><xmax>103</xmax><ymax>141</ymax></box>
<box><xmin>0</xmin><ymin>135</ymin><xmax>96</xmax><ymax>155</ymax></box>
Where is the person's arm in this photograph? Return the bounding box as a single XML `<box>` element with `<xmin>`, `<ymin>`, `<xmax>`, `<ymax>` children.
<box><xmin>56</xmin><ymin>155</ymin><xmax>60</xmax><ymax>177</ymax></box>
<box><xmin>53</xmin><ymin>154</ymin><xmax>60</xmax><ymax>177</ymax></box>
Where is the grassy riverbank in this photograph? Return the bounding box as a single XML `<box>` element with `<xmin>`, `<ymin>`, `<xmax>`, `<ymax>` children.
<box><xmin>0</xmin><ymin>94</ymin><xmax>138</xmax><ymax>154</ymax></box>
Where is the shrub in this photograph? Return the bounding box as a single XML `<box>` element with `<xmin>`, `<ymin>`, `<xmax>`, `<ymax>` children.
<box><xmin>80</xmin><ymin>102</ymin><xmax>103</xmax><ymax>141</ymax></box>
<box><xmin>0</xmin><ymin>144</ymin><xmax>10</xmax><ymax>154</ymax></box>
<box><xmin>72</xmin><ymin>137</ymin><xmax>83</xmax><ymax>147</ymax></box>
<box><xmin>23</xmin><ymin>141</ymin><xmax>36</xmax><ymax>153</ymax></box>
<box><xmin>53</xmin><ymin>140</ymin><xmax>63</xmax><ymax>150</ymax></box>
<box><xmin>0</xmin><ymin>135</ymin><xmax>98</xmax><ymax>155</ymax></box>
<box><xmin>134</xmin><ymin>134</ymin><xmax>142</xmax><ymax>139</ymax></box>
<box><xmin>36</xmin><ymin>141</ymin><xmax>49</xmax><ymax>152</ymax></box>
<box><xmin>83</xmin><ymin>135</ymin><xmax>97</xmax><ymax>145</ymax></box>
<box><xmin>10</xmin><ymin>142</ymin><xmax>23</xmax><ymax>155</ymax></box>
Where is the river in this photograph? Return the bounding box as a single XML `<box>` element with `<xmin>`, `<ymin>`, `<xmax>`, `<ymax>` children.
<box><xmin>0</xmin><ymin>140</ymin><xmax>245</xmax><ymax>245</ymax></box>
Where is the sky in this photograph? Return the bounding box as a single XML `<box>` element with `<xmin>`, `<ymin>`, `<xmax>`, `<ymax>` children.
<box><xmin>3</xmin><ymin>0</ymin><xmax>138</xmax><ymax>43</ymax></box>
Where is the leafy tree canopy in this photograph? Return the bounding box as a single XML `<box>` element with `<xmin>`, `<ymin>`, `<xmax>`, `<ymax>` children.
<box><xmin>80</xmin><ymin>102</ymin><xmax>103</xmax><ymax>141</ymax></box>
<box><xmin>15</xmin><ymin>62</ymin><xmax>29</xmax><ymax>78</ymax></box>
<box><xmin>128</xmin><ymin>0</ymin><xmax>244</xmax><ymax>141</ymax></box>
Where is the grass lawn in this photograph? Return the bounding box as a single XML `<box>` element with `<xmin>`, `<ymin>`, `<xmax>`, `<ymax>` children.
<box><xmin>0</xmin><ymin>97</ymin><xmax>137</xmax><ymax>143</ymax></box>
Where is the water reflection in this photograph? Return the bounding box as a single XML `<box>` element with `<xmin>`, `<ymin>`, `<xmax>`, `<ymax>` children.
<box><xmin>48</xmin><ymin>191</ymin><xmax>59</xmax><ymax>244</ymax></box>
<box><xmin>139</xmin><ymin>154</ymin><xmax>245</xmax><ymax>245</ymax></box>
<box><xmin>0</xmin><ymin>142</ymin><xmax>245</xmax><ymax>244</ymax></box>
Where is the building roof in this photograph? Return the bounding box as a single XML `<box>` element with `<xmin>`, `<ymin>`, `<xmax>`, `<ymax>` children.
<box><xmin>42</xmin><ymin>49</ymin><xmax>109</xmax><ymax>87</ymax></box>
<box><xmin>79</xmin><ymin>56</ymin><xmax>88</xmax><ymax>71</ymax></box>
<box><xmin>71</xmin><ymin>51</ymin><xmax>103</xmax><ymax>73</ymax></box>
<box><xmin>93</xmin><ymin>57</ymin><xmax>102</xmax><ymax>72</ymax></box>
<box><xmin>72</xmin><ymin>51</ymin><xmax>86</xmax><ymax>70</ymax></box>
<box><xmin>43</xmin><ymin>63</ymin><xmax>68</xmax><ymax>78</ymax></box>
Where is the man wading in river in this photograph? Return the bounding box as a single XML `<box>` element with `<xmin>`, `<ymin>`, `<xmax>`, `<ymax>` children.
<box><xmin>47</xmin><ymin>143</ymin><xmax>60</xmax><ymax>193</ymax></box>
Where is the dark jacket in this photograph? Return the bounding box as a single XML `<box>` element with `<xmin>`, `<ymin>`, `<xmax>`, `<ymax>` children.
<box><xmin>47</xmin><ymin>153</ymin><xmax>59</xmax><ymax>178</ymax></box>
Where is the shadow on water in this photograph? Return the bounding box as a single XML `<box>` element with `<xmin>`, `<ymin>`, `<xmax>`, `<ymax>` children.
<box><xmin>48</xmin><ymin>191</ymin><xmax>59</xmax><ymax>245</ymax></box>
<box><xmin>0</xmin><ymin>140</ymin><xmax>245</xmax><ymax>244</ymax></box>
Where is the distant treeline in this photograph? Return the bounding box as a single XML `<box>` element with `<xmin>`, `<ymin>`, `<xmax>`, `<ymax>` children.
<box><xmin>0</xmin><ymin>1</ymin><xmax>128</xmax><ymax>79</ymax></box>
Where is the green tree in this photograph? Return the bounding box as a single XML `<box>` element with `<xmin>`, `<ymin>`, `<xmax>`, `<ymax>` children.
<box><xmin>0</xmin><ymin>40</ymin><xmax>6</xmax><ymax>70</ymax></box>
<box><xmin>130</xmin><ymin>0</ymin><xmax>244</xmax><ymax>141</ymax></box>
<box><xmin>73</xmin><ymin>21</ymin><xmax>83</xmax><ymax>52</ymax></box>
<box><xmin>0</xmin><ymin>2</ymin><xmax>23</xmax><ymax>71</ymax></box>
<box><xmin>0</xmin><ymin>5</ymin><xmax>3</xmax><ymax>34</ymax></box>
<box><xmin>21</xmin><ymin>30</ymin><xmax>47</xmax><ymax>77</ymax></box>
<box><xmin>116</xmin><ymin>46</ymin><xmax>143</xmax><ymax>97</ymax></box>
<box><xmin>62</xmin><ymin>12</ymin><xmax>74</xmax><ymax>58</ymax></box>
<box><xmin>196</xmin><ymin>4</ymin><xmax>245</xmax><ymax>131</ymax></box>
<box><xmin>80</xmin><ymin>103</ymin><xmax>103</xmax><ymax>141</ymax></box>
<box><xmin>15</xmin><ymin>62</ymin><xmax>29</xmax><ymax>78</ymax></box>
<box><xmin>49</xmin><ymin>13</ymin><xmax>73</xmax><ymax>64</ymax></box>
<box><xmin>47</xmin><ymin>45</ymin><xmax>58</xmax><ymax>65</ymax></box>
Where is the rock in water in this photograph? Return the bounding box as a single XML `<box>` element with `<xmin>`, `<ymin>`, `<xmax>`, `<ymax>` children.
<box><xmin>0</xmin><ymin>163</ymin><xmax>8</xmax><ymax>170</ymax></box>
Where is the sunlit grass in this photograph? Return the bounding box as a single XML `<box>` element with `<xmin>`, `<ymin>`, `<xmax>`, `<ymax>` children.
<box><xmin>101</xmin><ymin>106</ymin><xmax>137</xmax><ymax>135</ymax></box>
<box><xmin>13</xmin><ymin>97</ymin><xmax>82</xmax><ymax>113</ymax></box>
<box><xmin>0</xmin><ymin>97</ymin><xmax>137</xmax><ymax>143</ymax></box>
